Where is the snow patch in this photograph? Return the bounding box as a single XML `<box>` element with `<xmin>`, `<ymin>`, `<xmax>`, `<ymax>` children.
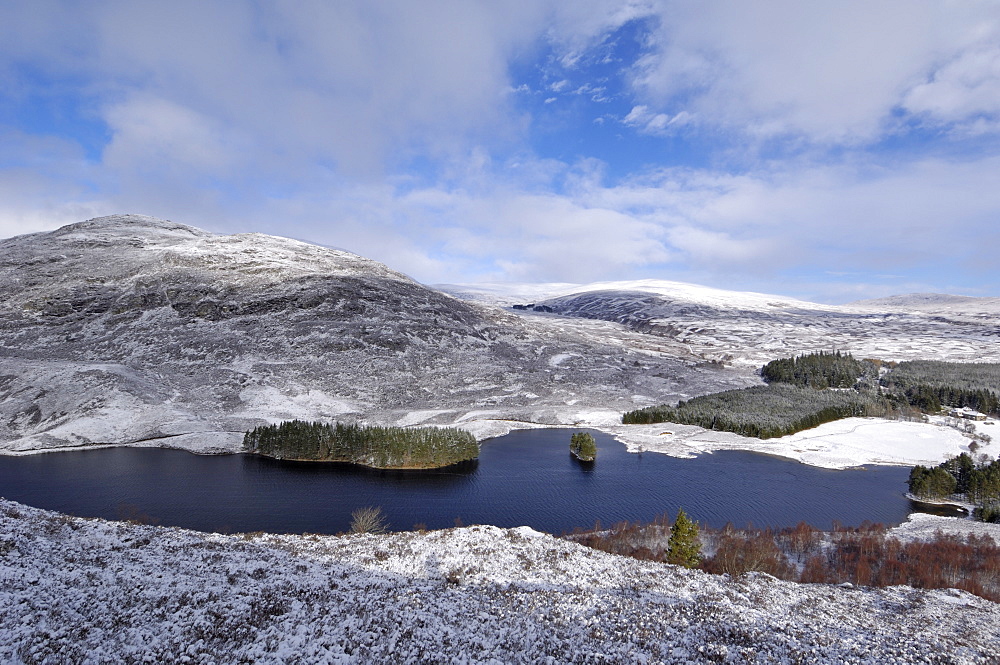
<box><xmin>593</xmin><ymin>417</ymin><xmax>979</xmax><ymax>469</ymax></box>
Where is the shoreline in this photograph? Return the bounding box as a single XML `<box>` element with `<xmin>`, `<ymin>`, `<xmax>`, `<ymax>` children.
<box><xmin>0</xmin><ymin>412</ymin><xmax>991</xmax><ymax>473</ymax></box>
<box><xmin>245</xmin><ymin>450</ymin><xmax>479</xmax><ymax>471</ymax></box>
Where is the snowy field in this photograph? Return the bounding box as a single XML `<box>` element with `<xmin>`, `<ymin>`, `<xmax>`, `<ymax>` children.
<box><xmin>2</xmin><ymin>497</ymin><xmax>999</xmax><ymax>664</ymax></box>
<box><xmin>890</xmin><ymin>512</ymin><xmax>1000</xmax><ymax>543</ymax></box>
<box><xmin>590</xmin><ymin>416</ymin><xmax>988</xmax><ymax>470</ymax></box>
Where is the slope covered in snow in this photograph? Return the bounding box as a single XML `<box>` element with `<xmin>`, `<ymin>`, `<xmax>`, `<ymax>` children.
<box><xmin>0</xmin><ymin>216</ymin><xmax>746</xmax><ymax>454</ymax></box>
<box><xmin>441</xmin><ymin>278</ymin><xmax>841</xmax><ymax>313</ymax></box>
<box><xmin>851</xmin><ymin>293</ymin><xmax>1000</xmax><ymax>316</ymax></box>
<box><xmin>2</xmin><ymin>497</ymin><xmax>998</xmax><ymax>663</ymax></box>
<box><xmin>3</xmin><ymin>215</ymin><xmax>998</xmax><ymax>471</ymax></box>
<box><xmin>445</xmin><ymin>279</ymin><xmax>1000</xmax><ymax>369</ymax></box>
<box><xmin>597</xmin><ymin>416</ymin><xmax>992</xmax><ymax>470</ymax></box>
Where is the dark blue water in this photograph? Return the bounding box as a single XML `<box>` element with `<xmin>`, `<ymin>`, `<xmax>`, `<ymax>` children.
<box><xmin>0</xmin><ymin>429</ymin><xmax>920</xmax><ymax>534</ymax></box>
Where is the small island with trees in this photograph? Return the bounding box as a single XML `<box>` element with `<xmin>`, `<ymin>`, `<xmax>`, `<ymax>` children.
<box><xmin>243</xmin><ymin>420</ymin><xmax>479</xmax><ymax>470</ymax></box>
<box><xmin>570</xmin><ymin>431</ymin><xmax>597</xmax><ymax>462</ymax></box>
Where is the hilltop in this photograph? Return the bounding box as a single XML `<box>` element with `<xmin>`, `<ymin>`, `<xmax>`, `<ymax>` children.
<box><xmin>0</xmin><ymin>215</ymin><xmax>736</xmax><ymax>453</ymax></box>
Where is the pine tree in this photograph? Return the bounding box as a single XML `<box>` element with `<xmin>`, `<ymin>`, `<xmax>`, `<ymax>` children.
<box><xmin>666</xmin><ymin>508</ymin><xmax>702</xmax><ymax>568</ymax></box>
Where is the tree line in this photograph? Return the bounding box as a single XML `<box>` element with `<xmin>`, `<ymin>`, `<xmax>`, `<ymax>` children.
<box><xmin>622</xmin><ymin>383</ymin><xmax>891</xmax><ymax>439</ymax></box>
<box><xmin>624</xmin><ymin>351</ymin><xmax>999</xmax><ymax>439</ymax></box>
<box><xmin>880</xmin><ymin>360</ymin><xmax>1000</xmax><ymax>416</ymax></box>
<box><xmin>243</xmin><ymin>420</ymin><xmax>479</xmax><ymax>469</ymax></box>
<box><xmin>760</xmin><ymin>350</ymin><xmax>868</xmax><ymax>389</ymax></box>
<box><xmin>569</xmin><ymin>432</ymin><xmax>597</xmax><ymax>461</ymax></box>
<box><xmin>908</xmin><ymin>453</ymin><xmax>1000</xmax><ymax>523</ymax></box>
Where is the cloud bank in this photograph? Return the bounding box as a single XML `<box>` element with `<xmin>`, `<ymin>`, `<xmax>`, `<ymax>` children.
<box><xmin>1</xmin><ymin>1</ymin><xmax>998</xmax><ymax>301</ymax></box>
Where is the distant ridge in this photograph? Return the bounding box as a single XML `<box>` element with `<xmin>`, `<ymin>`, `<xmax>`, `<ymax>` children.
<box><xmin>850</xmin><ymin>293</ymin><xmax>1000</xmax><ymax>315</ymax></box>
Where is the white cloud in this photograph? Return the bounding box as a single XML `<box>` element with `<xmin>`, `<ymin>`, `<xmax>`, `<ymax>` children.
<box><xmin>629</xmin><ymin>0</ymin><xmax>1000</xmax><ymax>142</ymax></box>
<box><xmin>394</xmin><ymin>187</ymin><xmax>674</xmax><ymax>283</ymax></box>
<box><xmin>622</xmin><ymin>105</ymin><xmax>692</xmax><ymax>134</ymax></box>
<box><xmin>0</xmin><ymin>0</ymin><xmax>560</xmax><ymax>180</ymax></box>
<box><xmin>102</xmin><ymin>96</ymin><xmax>243</xmax><ymax>174</ymax></box>
<box><xmin>267</xmin><ymin>150</ymin><xmax>1000</xmax><ymax>295</ymax></box>
<box><xmin>0</xmin><ymin>131</ymin><xmax>110</xmax><ymax>238</ymax></box>
<box><xmin>2</xmin><ymin>1</ymin><xmax>1000</xmax><ymax>302</ymax></box>
<box><xmin>902</xmin><ymin>43</ymin><xmax>1000</xmax><ymax>130</ymax></box>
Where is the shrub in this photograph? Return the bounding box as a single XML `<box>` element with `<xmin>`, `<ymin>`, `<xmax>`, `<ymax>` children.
<box><xmin>350</xmin><ymin>506</ymin><xmax>388</xmax><ymax>535</ymax></box>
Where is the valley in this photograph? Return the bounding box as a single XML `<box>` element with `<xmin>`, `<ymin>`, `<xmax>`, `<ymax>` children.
<box><xmin>2</xmin><ymin>215</ymin><xmax>998</xmax><ymax>472</ymax></box>
<box><xmin>3</xmin><ymin>215</ymin><xmax>1000</xmax><ymax>662</ymax></box>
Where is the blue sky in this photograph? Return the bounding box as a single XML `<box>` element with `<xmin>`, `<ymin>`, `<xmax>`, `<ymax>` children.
<box><xmin>2</xmin><ymin>1</ymin><xmax>1000</xmax><ymax>302</ymax></box>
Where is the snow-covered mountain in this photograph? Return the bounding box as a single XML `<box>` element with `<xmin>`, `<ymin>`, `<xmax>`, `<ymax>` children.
<box><xmin>444</xmin><ymin>279</ymin><xmax>1000</xmax><ymax>369</ymax></box>
<box><xmin>4</xmin><ymin>217</ymin><xmax>1000</xmax><ymax>662</ymax></box>
<box><xmin>3</xmin><ymin>214</ymin><xmax>999</xmax><ymax>455</ymax></box>
<box><xmin>3</xmin><ymin>497</ymin><xmax>998</xmax><ymax>663</ymax></box>
<box><xmin>0</xmin><ymin>215</ymin><xmax>742</xmax><ymax>453</ymax></box>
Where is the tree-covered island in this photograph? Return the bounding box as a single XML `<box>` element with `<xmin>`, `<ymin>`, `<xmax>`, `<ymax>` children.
<box><xmin>570</xmin><ymin>431</ymin><xmax>597</xmax><ymax>462</ymax></box>
<box><xmin>244</xmin><ymin>420</ymin><xmax>479</xmax><ymax>469</ymax></box>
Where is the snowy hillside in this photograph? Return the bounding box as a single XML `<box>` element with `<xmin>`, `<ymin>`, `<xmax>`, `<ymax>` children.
<box><xmin>3</xmin><ymin>215</ymin><xmax>998</xmax><ymax>462</ymax></box>
<box><xmin>0</xmin><ymin>215</ymin><xmax>747</xmax><ymax>454</ymax></box>
<box><xmin>851</xmin><ymin>293</ymin><xmax>1000</xmax><ymax>316</ymax></box>
<box><xmin>2</xmin><ymin>497</ymin><xmax>998</xmax><ymax>663</ymax></box>
<box><xmin>440</xmin><ymin>278</ymin><xmax>841</xmax><ymax>313</ymax></box>
<box><xmin>445</xmin><ymin>279</ymin><xmax>1000</xmax><ymax>369</ymax></box>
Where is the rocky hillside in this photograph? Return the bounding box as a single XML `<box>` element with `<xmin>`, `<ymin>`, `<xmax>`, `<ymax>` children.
<box><xmin>2</xmin><ymin>497</ymin><xmax>998</xmax><ymax>663</ymax></box>
<box><xmin>0</xmin><ymin>216</ymin><xmax>740</xmax><ymax>453</ymax></box>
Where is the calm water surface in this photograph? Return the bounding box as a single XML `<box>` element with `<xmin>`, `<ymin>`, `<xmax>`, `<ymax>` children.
<box><xmin>0</xmin><ymin>428</ymin><xmax>920</xmax><ymax>534</ymax></box>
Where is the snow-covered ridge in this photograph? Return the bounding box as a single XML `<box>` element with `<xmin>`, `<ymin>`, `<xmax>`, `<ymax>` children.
<box><xmin>2</xmin><ymin>497</ymin><xmax>998</xmax><ymax>663</ymax></box>
<box><xmin>4</xmin><ymin>213</ymin><xmax>414</xmax><ymax>286</ymax></box>
<box><xmin>444</xmin><ymin>279</ymin><xmax>1000</xmax><ymax>316</ymax></box>
<box><xmin>441</xmin><ymin>278</ymin><xmax>848</xmax><ymax>313</ymax></box>
<box><xmin>445</xmin><ymin>278</ymin><xmax>1000</xmax><ymax>370</ymax></box>
<box><xmin>850</xmin><ymin>292</ymin><xmax>1000</xmax><ymax>316</ymax></box>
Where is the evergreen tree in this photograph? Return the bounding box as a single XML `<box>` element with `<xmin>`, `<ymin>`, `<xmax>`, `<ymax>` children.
<box><xmin>909</xmin><ymin>454</ymin><xmax>1000</xmax><ymax>522</ymax></box>
<box><xmin>760</xmin><ymin>351</ymin><xmax>867</xmax><ymax>389</ymax></box>
<box><xmin>666</xmin><ymin>508</ymin><xmax>702</xmax><ymax>568</ymax></box>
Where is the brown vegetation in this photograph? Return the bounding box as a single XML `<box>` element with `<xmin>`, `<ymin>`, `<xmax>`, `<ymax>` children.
<box><xmin>568</xmin><ymin>518</ymin><xmax>1000</xmax><ymax>603</ymax></box>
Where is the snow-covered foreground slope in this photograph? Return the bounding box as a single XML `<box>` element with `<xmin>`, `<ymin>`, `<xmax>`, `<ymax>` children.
<box><xmin>2</xmin><ymin>498</ymin><xmax>998</xmax><ymax>664</ymax></box>
<box><xmin>891</xmin><ymin>512</ymin><xmax>1000</xmax><ymax>543</ymax></box>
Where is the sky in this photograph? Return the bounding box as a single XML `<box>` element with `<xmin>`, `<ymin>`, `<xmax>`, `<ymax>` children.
<box><xmin>2</xmin><ymin>0</ymin><xmax>1000</xmax><ymax>303</ymax></box>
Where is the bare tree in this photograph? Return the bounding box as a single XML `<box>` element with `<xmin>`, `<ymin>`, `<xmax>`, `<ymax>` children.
<box><xmin>350</xmin><ymin>506</ymin><xmax>389</xmax><ymax>534</ymax></box>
